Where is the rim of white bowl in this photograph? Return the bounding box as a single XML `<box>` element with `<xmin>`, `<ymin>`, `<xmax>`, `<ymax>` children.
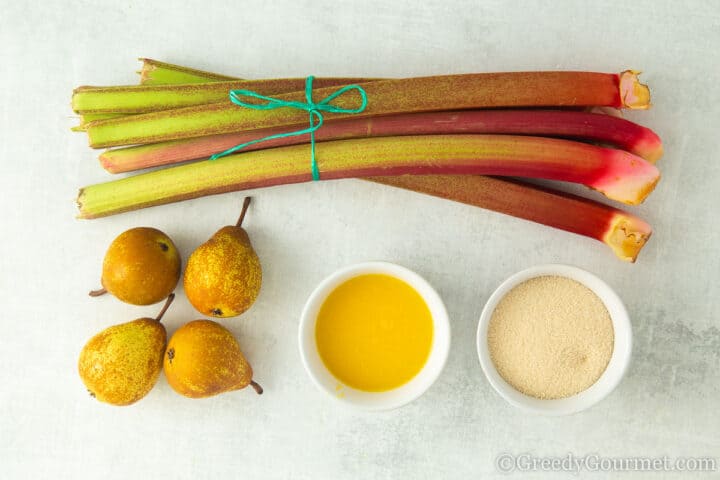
<box><xmin>299</xmin><ymin>261</ymin><xmax>451</xmax><ymax>411</ymax></box>
<box><xmin>476</xmin><ymin>264</ymin><xmax>632</xmax><ymax>416</ymax></box>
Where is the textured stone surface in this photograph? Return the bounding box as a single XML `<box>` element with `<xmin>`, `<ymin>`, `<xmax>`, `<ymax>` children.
<box><xmin>0</xmin><ymin>1</ymin><xmax>718</xmax><ymax>478</ymax></box>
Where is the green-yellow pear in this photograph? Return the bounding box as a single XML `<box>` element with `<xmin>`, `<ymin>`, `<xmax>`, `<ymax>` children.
<box><xmin>90</xmin><ymin>227</ymin><xmax>181</xmax><ymax>305</ymax></box>
<box><xmin>164</xmin><ymin>319</ymin><xmax>263</xmax><ymax>398</ymax></box>
<box><xmin>183</xmin><ymin>197</ymin><xmax>262</xmax><ymax>318</ymax></box>
<box><xmin>78</xmin><ymin>294</ymin><xmax>174</xmax><ymax>406</ymax></box>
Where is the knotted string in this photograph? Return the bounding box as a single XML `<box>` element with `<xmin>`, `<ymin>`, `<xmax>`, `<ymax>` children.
<box><xmin>209</xmin><ymin>76</ymin><xmax>368</xmax><ymax>181</ymax></box>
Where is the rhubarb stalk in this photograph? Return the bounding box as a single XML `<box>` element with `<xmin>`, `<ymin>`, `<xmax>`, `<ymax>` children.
<box><xmin>77</xmin><ymin>134</ymin><xmax>660</xmax><ymax>219</ymax></box>
<box><xmin>84</xmin><ymin>71</ymin><xmax>650</xmax><ymax>148</ymax></box>
<box><xmin>139</xmin><ymin>58</ymin><xmax>239</xmax><ymax>85</ymax></box>
<box><xmin>100</xmin><ymin>109</ymin><xmax>663</xmax><ymax>173</ymax></box>
<box><xmin>369</xmin><ymin>175</ymin><xmax>652</xmax><ymax>262</ymax></box>
<box><xmin>72</xmin><ymin>112</ymin><xmax>127</xmax><ymax>131</ymax></box>
<box><xmin>136</xmin><ymin>60</ymin><xmax>653</xmax><ymax>115</ymax></box>
<box><xmin>72</xmin><ymin>77</ymin><xmax>372</xmax><ymax>114</ymax></box>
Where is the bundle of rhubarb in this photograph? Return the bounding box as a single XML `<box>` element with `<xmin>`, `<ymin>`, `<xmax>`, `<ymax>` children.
<box><xmin>72</xmin><ymin>59</ymin><xmax>663</xmax><ymax>262</ymax></box>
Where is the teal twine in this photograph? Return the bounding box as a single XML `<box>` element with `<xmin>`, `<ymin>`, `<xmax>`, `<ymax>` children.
<box><xmin>209</xmin><ymin>76</ymin><xmax>368</xmax><ymax>181</ymax></box>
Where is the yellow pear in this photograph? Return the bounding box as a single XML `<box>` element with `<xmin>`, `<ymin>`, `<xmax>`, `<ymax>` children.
<box><xmin>183</xmin><ymin>197</ymin><xmax>262</xmax><ymax>318</ymax></box>
<box><xmin>164</xmin><ymin>319</ymin><xmax>263</xmax><ymax>398</ymax></box>
<box><xmin>78</xmin><ymin>294</ymin><xmax>174</xmax><ymax>406</ymax></box>
<box><xmin>90</xmin><ymin>227</ymin><xmax>181</xmax><ymax>305</ymax></box>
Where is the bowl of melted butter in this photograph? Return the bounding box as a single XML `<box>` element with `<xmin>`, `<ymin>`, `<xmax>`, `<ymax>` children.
<box><xmin>299</xmin><ymin>262</ymin><xmax>450</xmax><ymax>410</ymax></box>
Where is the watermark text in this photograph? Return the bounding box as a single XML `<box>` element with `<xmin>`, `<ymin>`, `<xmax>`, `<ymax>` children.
<box><xmin>495</xmin><ymin>453</ymin><xmax>717</xmax><ymax>474</ymax></box>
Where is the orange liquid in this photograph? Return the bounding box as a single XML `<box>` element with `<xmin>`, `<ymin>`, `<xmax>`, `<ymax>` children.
<box><xmin>315</xmin><ymin>274</ymin><xmax>433</xmax><ymax>392</ymax></box>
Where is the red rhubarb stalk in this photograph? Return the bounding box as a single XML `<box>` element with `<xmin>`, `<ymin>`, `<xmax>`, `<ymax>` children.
<box><xmin>100</xmin><ymin>109</ymin><xmax>663</xmax><ymax>173</ymax></box>
<box><xmin>369</xmin><ymin>175</ymin><xmax>652</xmax><ymax>262</ymax></box>
<box><xmin>75</xmin><ymin>70</ymin><xmax>645</xmax><ymax>115</ymax></box>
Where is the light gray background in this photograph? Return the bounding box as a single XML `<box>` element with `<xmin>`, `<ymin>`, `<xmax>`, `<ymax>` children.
<box><xmin>1</xmin><ymin>0</ymin><xmax>718</xmax><ymax>478</ymax></box>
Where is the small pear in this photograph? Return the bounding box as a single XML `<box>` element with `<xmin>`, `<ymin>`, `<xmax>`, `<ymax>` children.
<box><xmin>183</xmin><ymin>197</ymin><xmax>262</xmax><ymax>318</ymax></box>
<box><xmin>90</xmin><ymin>227</ymin><xmax>181</xmax><ymax>306</ymax></box>
<box><xmin>78</xmin><ymin>294</ymin><xmax>174</xmax><ymax>406</ymax></box>
<box><xmin>164</xmin><ymin>319</ymin><xmax>262</xmax><ymax>398</ymax></box>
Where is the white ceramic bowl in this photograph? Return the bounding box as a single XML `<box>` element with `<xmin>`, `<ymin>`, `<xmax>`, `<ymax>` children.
<box><xmin>299</xmin><ymin>262</ymin><xmax>450</xmax><ymax>411</ymax></box>
<box><xmin>476</xmin><ymin>264</ymin><xmax>632</xmax><ymax>415</ymax></box>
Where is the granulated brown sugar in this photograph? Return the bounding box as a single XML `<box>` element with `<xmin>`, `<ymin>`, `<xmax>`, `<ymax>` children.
<box><xmin>487</xmin><ymin>275</ymin><xmax>614</xmax><ymax>400</ymax></box>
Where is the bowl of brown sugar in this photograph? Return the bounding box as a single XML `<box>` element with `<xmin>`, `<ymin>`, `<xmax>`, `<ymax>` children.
<box><xmin>476</xmin><ymin>264</ymin><xmax>632</xmax><ymax>415</ymax></box>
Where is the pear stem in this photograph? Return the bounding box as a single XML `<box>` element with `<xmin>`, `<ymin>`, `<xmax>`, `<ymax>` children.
<box><xmin>249</xmin><ymin>380</ymin><xmax>263</xmax><ymax>395</ymax></box>
<box><xmin>88</xmin><ymin>288</ymin><xmax>107</xmax><ymax>297</ymax></box>
<box><xmin>236</xmin><ymin>196</ymin><xmax>252</xmax><ymax>227</ymax></box>
<box><xmin>154</xmin><ymin>293</ymin><xmax>175</xmax><ymax>322</ymax></box>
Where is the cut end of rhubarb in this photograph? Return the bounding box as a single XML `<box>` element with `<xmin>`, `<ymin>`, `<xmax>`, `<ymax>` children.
<box><xmin>619</xmin><ymin>70</ymin><xmax>651</xmax><ymax>109</ymax></box>
<box><xmin>98</xmin><ymin>150</ymin><xmax>116</xmax><ymax>173</ymax></box>
<box><xmin>76</xmin><ymin>188</ymin><xmax>87</xmax><ymax>218</ymax></box>
<box><xmin>637</xmin><ymin>173</ymin><xmax>661</xmax><ymax>204</ymax></box>
<box><xmin>603</xmin><ymin>212</ymin><xmax>653</xmax><ymax>262</ymax></box>
<box><xmin>592</xmin><ymin>151</ymin><xmax>661</xmax><ymax>205</ymax></box>
<box><xmin>138</xmin><ymin>59</ymin><xmax>155</xmax><ymax>85</ymax></box>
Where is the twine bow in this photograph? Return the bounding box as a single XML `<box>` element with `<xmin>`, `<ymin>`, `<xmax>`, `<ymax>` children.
<box><xmin>210</xmin><ymin>76</ymin><xmax>368</xmax><ymax>181</ymax></box>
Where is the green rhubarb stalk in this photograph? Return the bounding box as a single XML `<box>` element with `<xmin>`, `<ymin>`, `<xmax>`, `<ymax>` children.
<box><xmin>77</xmin><ymin>134</ymin><xmax>660</xmax><ymax>219</ymax></box>
<box><xmin>72</xmin><ymin>112</ymin><xmax>128</xmax><ymax>131</ymax></box>
<box><xmin>84</xmin><ymin>71</ymin><xmax>650</xmax><ymax>148</ymax></box>
<box><xmin>72</xmin><ymin>77</ymin><xmax>373</xmax><ymax>114</ymax></box>
<box><xmin>100</xmin><ymin>109</ymin><xmax>663</xmax><ymax>173</ymax></box>
<box><xmin>82</xmin><ymin>113</ymin><xmax>125</xmax><ymax>122</ymax></box>
<box><xmin>139</xmin><ymin>58</ymin><xmax>239</xmax><ymax>85</ymax></box>
<box><xmin>73</xmin><ymin>59</ymin><xmax>243</xmax><ymax>129</ymax></box>
<box><xmin>369</xmin><ymin>175</ymin><xmax>652</xmax><ymax>262</ymax></box>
